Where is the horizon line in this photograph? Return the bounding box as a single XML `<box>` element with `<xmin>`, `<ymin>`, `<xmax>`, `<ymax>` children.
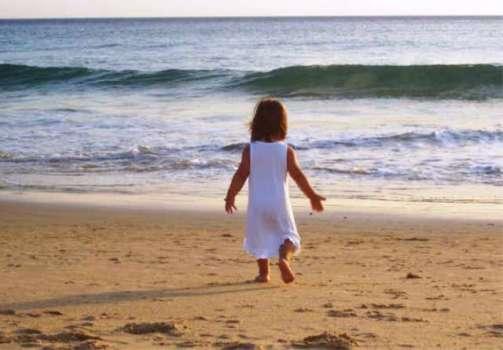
<box><xmin>1</xmin><ymin>14</ymin><xmax>502</xmax><ymax>20</ymax></box>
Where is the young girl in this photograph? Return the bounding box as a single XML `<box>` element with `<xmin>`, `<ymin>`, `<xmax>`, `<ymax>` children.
<box><xmin>225</xmin><ymin>98</ymin><xmax>326</xmax><ymax>284</ymax></box>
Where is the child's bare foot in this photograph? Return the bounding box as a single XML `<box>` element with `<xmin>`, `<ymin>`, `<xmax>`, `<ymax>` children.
<box><xmin>255</xmin><ymin>258</ymin><xmax>270</xmax><ymax>283</ymax></box>
<box><xmin>279</xmin><ymin>240</ymin><xmax>296</xmax><ymax>284</ymax></box>
<box><xmin>278</xmin><ymin>258</ymin><xmax>295</xmax><ymax>283</ymax></box>
<box><xmin>254</xmin><ymin>274</ymin><xmax>270</xmax><ymax>283</ymax></box>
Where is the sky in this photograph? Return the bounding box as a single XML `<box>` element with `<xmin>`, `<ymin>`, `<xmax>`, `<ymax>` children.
<box><xmin>0</xmin><ymin>0</ymin><xmax>502</xmax><ymax>19</ymax></box>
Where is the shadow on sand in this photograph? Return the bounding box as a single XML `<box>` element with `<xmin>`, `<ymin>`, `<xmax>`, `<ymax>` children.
<box><xmin>0</xmin><ymin>281</ymin><xmax>279</xmax><ymax>311</ymax></box>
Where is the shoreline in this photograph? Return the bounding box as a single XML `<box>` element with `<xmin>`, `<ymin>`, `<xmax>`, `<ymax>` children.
<box><xmin>1</xmin><ymin>189</ymin><xmax>503</xmax><ymax>222</ymax></box>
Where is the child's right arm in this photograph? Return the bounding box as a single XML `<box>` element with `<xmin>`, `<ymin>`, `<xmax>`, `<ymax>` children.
<box><xmin>287</xmin><ymin>146</ymin><xmax>326</xmax><ymax>212</ymax></box>
<box><xmin>224</xmin><ymin>144</ymin><xmax>250</xmax><ymax>214</ymax></box>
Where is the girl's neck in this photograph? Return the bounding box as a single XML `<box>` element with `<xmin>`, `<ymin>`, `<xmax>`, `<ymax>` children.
<box><xmin>256</xmin><ymin>136</ymin><xmax>285</xmax><ymax>143</ymax></box>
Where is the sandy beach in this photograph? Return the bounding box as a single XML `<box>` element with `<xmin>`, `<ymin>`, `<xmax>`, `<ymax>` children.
<box><xmin>0</xmin><ymin>196</ymin><xmax>502</xmax><ymax>349</ymax></box>
<box><xmin>1</xmin><ymin>10</ymin><xmax>503</xmax><ymax>350</ymax></box>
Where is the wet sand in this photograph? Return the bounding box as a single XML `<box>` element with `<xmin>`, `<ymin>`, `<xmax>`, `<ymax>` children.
<box><xmin>0</xmin><ymin>199</ymin><xmax>502</xmax><ymax>349</ymax></box>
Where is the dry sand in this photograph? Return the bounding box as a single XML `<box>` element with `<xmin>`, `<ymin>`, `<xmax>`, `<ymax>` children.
<box><xmin>0</xmin><ymin>199</ymin><xmax>502</xmax><ymax>349</ymax></box>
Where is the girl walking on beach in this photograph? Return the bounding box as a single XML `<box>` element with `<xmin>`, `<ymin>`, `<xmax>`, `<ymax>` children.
<box><xmin>225</xmin><ymin>98</ymin><xmax>326</xmax><ymax>283</ymax></box>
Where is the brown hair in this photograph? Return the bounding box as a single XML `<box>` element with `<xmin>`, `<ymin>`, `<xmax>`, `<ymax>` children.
<box><xmin>249</xmin><ymin>97</ymin><xmax>288</xmax><ymax>142</ymax></box>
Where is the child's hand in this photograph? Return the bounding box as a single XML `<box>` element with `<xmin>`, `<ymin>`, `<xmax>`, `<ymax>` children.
<box><xmin>225</xmin><ymin>196</ymin><xmax>237</xmax><ymax>214</ymax></box>
<box><xmin>309</xmin><ymin>193</ymin><xmax>326</xmax><ymax>212</ymax></box>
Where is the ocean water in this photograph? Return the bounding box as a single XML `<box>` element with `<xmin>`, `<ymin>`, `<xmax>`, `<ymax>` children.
<box><xmin>0</xmin><ymin>17</ymin><xmax>502</xmax><ymax>205</ymax></box>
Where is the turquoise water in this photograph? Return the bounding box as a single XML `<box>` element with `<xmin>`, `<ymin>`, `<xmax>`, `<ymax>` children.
<box><xmin>0</xmin><ymin>17</ymin><xmax>502</xmax><ymax>204</ymax></box>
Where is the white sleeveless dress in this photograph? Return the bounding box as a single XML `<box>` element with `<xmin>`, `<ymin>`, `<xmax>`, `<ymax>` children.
<box><xmin>244</xmin><ymin>141</ymin><xmax>301</xmax><ymax>259</ymax></box>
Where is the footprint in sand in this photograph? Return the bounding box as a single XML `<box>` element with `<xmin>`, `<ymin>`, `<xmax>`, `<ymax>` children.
<box><xmin>401</xmin><ymin>316</ymin><xmax>428</xmax><ymax>323</ymax></box>
<box><xmin>366</xmin><ymin>310</ymin><xmax>398</xmax><ymax>322</ymax></box>
<box><xmin>193</xmin><ymin>316</ymin><xmax>209</xmax><ymax>321</ymax></box>
<box><xmin>43</xmin><ymin>310</ymin><xmax>63</xmax><ymax>316</ymax></box>
<box><xmin>369</xmin><ymin>303</ymin><xmax>405</xmax><ymax>310</ymax></box>
<box><xmin>457</xmin><ymin>332</ymin><xmax>471</xmax><ymax>337</ymax></box>
<box><xmin>478</xmin><ymin>324</ymin><xmax>503</xmax><ymax>337</ymax></box>
<box><xmin>292</xmin><ymin>332</ymin><xmax>357</xmax><ymax>349</ymax></box>
<box><xmin>0</xmin><ymin>332</ymin><xmax>10</xmax><ymax>345</ymax></box>
<box><xmin>81</xmin><ymin>316</ymin><xmax>96</xmax><ymax>321</ymax></box>
<box><xmin>217</xmin><ymin>341</ymin><xmax>260</xmax><ymax>350</ymax></box>
<box><xmin>327</xmin><ymin>309</ymin><xmax>357</xmax><ymax>318</ymax></box>
<box><xmin>384</xmin><ymin>288</ymin><xmax>408</xmax><ymax>299</ymax></box>
<box><xmin>294</xmin><ymin>307</ymin><xmax>314</xmax><ymax>313</ymax></box>
<box><xmin>176</xmin><ymin>340</ymin><xmax>210</xmax><ymax>347</ymax></box>
<box><xmin>345</xmin><ymin>239</ymin><xmax>364</xmax><ymax>246</ymax></box>
<box><xmin>397</xmin><ymin>343</ymin><xmax>415</xmax><ymax>348</ymax></box>
<box><xmin>80</xmin><ymin>322</ymin><xmax>94</xmax><ymax>327</ymax></box>
<box><xmin>424</xmin><ymin>307</ymin><xmax>450</xmax><ymax>312</ymax></box>
<box><xmin>396</xmin><ymin>237</ymin><xmax>429</xmax><ymax>242</ymax></box>
<box><xmin>119</xmin><ymin>322</ymin><xmax>185</xmax><ymax>337</ymax></box>
<box><xmin>11</xmin><ymin>328</ymin><xmax>101</xmax><ymax>347</ymax></box>
<box><xmin>6</xmin><ymin>263</ymin><xmax>21</xmax><ymax>268</ymax></box>
<box><xmin>0</xmin><ymin>309</ymin><xmax>15</xmax><ymax>316</ymax></box>
<box><xmin>354</xmin><ymin>332</ymin><xmax>378</xmax><ymax>341</ymax></box>
<box><xmin>225</xmin><ymin>319</ymin><xmax>241</xmax><ymax>325</ymax></box>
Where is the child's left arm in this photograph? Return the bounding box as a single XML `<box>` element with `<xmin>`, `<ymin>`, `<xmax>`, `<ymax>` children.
<box><xmin>287</xmin><ymin>146</ymin><xmax>326</xmax><ymax>212</ymax></box>
<box><xmin>224</xmin><ymin>145</ymin><xmax>250</xmax><ymax>214</ymax></box>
